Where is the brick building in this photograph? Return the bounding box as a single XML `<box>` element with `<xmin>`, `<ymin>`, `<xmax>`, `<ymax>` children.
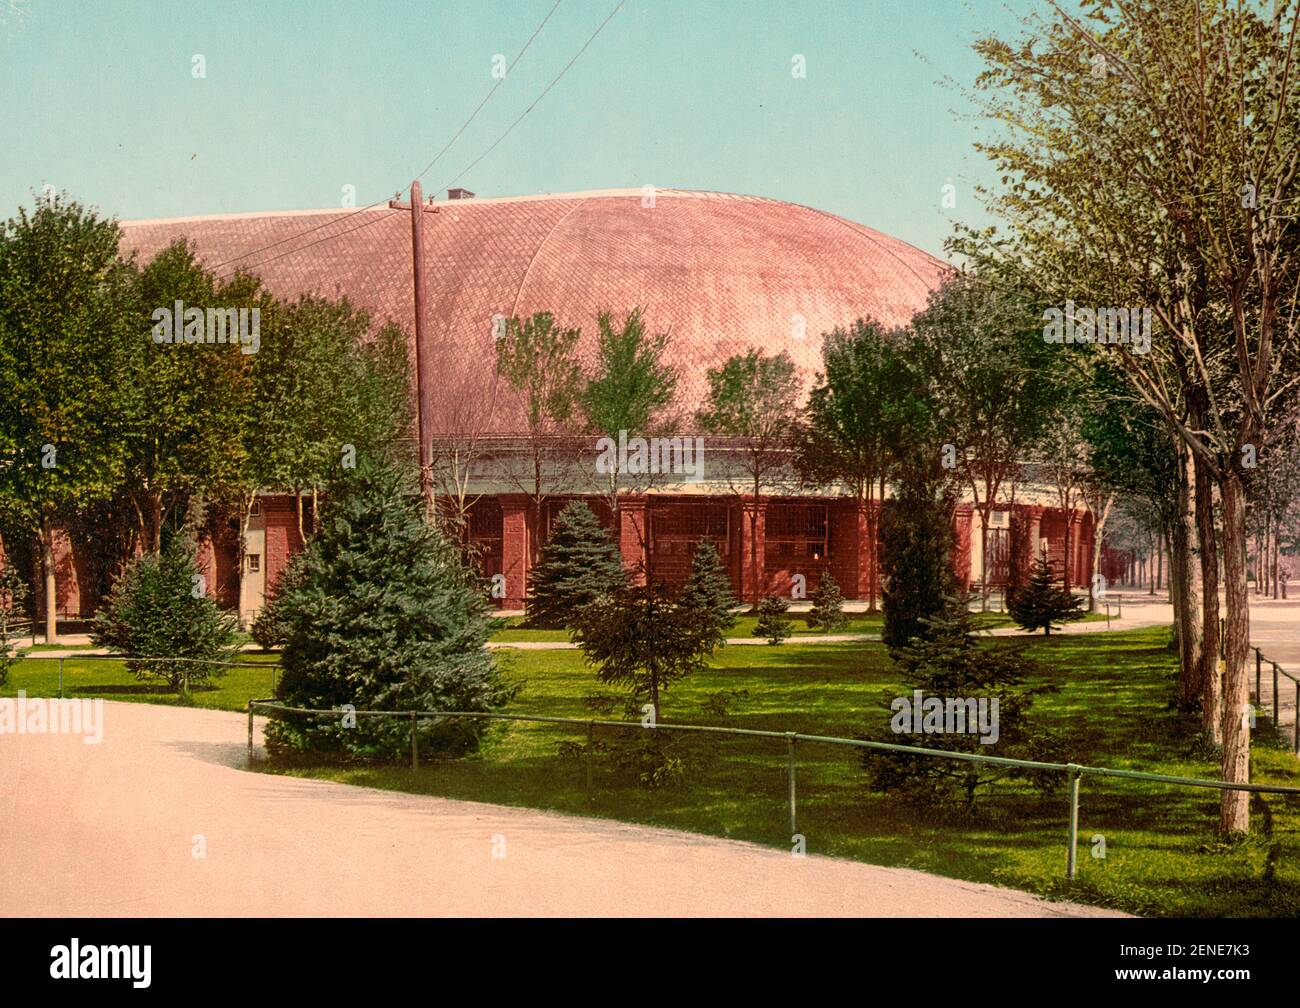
<box><xmin>29</xmin><ymin>188</ymin><xmax>1104</xmax><ymax>623</ymax></box>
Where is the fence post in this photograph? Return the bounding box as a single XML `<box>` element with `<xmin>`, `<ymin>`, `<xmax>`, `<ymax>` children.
<box><xmin>1116</xmin><ymin>594</ymin><xmax>1121</xmax><ymax>617</ymax></box>
<box><xmin>1066</xmin><ymin>765</ymin><xmax>1082</xmax><ymax>880</ymax></box>
<box><xmin>410</xmin><ymin>712</ymin><xmax>418</xmax><ymax>770</ymax></box>
<box><xmin>1274</xmin><ymin>663</ymin><xmax>1281</xmax><ymax>729</ymax></box>
<box><xmin>1256</xmin><ymin>648</ymin><xmax>1263</xmax><ymax>703</ymax></box>
<box><xmin>786</xmin><ymin>733</ymin><xmax>798</xmax><ymax>836</ymax></box>
<box><xmin>1104</xmin><ymin>602</ymin><xmax>1110</xmax><ymax>629</ymax></box>
<box><xmin>58</xmin><ymin>657</ymin><xmax>64</xmax><ymax>700</ymax></box>
<box><xmin>246</xmin><ymin>701</ymin><xmax>254</xmax><ymax>767</ymax></box>
<box><xmin>1293</xmin><ymin>679</ymin><xmax>1298</xmax><ymax>754</ymax></box>
<box><xmin>586</xmin><ymin>720</ymin><xmax>594</xmax><ymax>800</ymax></box>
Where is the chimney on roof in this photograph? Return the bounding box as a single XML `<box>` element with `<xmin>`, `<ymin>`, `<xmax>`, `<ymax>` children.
<box><xmin>447</xmin><ymin>187</ymin><xmax>475</xmax><ymax>201</ymax></box>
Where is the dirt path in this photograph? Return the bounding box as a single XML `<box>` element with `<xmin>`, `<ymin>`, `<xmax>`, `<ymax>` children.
<box><xmin>0</xmin><ymin>702</ymin><xmax>1121</xmax><ymax>917</ymax></box>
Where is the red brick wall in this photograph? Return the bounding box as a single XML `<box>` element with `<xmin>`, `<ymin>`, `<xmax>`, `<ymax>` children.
<box><xmin>617</xmin><ymin>497</ymin><xmax>648</xmax><ymax>586</ymax></box>
<box><xmin>195</xmin><ymin>519</ymin><xmax>242</xmax><ymax>610</ymax></box>
<box><xmin>500</xmin><ymin>496</ymin><xmax>528</xmax><ymax>608</ymax></box>
<box><xmin>262</xmin><ymin>495</ymin><xmax>306</xmax><ymax>599</ymax></box>
<box><xmin>33</xmin><ymin>491</ymin><xmax>1103</xmax><ymax>616</ymax></box>
<box><xmin>33</xmin><ymin>528</ymin><xmax>86</xmax><ymax>619</ymax></box>
<box><xmin>952</xmin><ymin>506</ymin><xmax>973</xmax><ymax>590</ymax></box>
<box><xmin>828</xmin><ymin>500</ymin><xmax>864</xmax><ymax>600</ymax></box>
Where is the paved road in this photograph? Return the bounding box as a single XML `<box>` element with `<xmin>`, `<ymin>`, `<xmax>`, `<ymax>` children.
<box><xmin>1110</xmin><ymin>595</ymin><xmax>1300</xmax><ymax>745</ymax></box>
<box><xmin>1238</xmin><ymin>599</ymin><xmax>1300</xmax><ymax>744</ymax></box>
<box><xmin>0</xmin><ymin>702</ymin><xmax>1121</xmax><ymax>917</ymax></box>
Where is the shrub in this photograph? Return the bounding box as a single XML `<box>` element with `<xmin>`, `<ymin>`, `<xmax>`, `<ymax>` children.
<box><xmin>570</xmin><ymin>581</ymin><xmax>722</xmax><ymax>786</ymax></box>
<box><xmin>91</xmin><ymin>536</ymin><xmax>239</xmax><ymax>691</ymax></box>
<box><xmin>265</xmin><ymin>460</ymin><xmax>516</xmax><ymax>761</ymax></box>
<box><xmin>249</xmin><ymin>555</ymin><xmax>304</xmax><ymax>650</ymax></box>
<box><xmin>525</xmin><ymin>502</ymin><xmax>625</xmax><ymax>629</ymax></box>
<box><xmin>1008</xmin><ymin>552</ymin><xmax>1086</xmax><ymax>635</ymax></box>
<box><xmin>753</xmin><ymin>595</ymin><xmax>792</xmax><ymax>645</ymax></box>
<box><xmin>880</xmin><ymin>467</ymin><xmax>955</xmax><ymax>652</ymax></box>
<box><xmin>0</xmin><ymin>565</ymin><xmax>30</xmax><ymax>686</ymax></box>
<box><xmin>679</xmin><ymin>538</ymin><xmax>736</xmax><ymax>637</ymax></box>
<box><xmin>808</xmin><ymin>571</ymin><xmax>848</xmax><ymax>632</ymax></box>
<box><xmin>860</xmin><ymin>597</ymin><xmax>1062</xmax><ymax>807</ymax></box>
<box><xmin>573</xmin><ymin>581</ymin><xmax>720</xmax><ymax>723</ymax></box>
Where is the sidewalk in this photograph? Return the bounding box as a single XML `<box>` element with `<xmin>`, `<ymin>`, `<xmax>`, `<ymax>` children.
<box><xmin>22</xmin><ymin>597</ymin><xmax>1298</xmax><ymax>745</ymax></box>
<box><xmin>15</xmin><ymin>601</ymin><xmax>1169</xmax><ymax>657</ymax></box>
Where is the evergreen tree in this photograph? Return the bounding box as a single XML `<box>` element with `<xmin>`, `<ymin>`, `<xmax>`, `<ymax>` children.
<box><xmin>880</xmin><ymin>466</ymin><xmax>955</xmax><ymax>651</ymax></box>
<box><xmin>861</xmin><ymin>596</ymin><xmax>1062</xmax><ymax>807</ymax></box>
<box><xmin>90</xmin><ymin>534</ymin><xmax>239</xmax><ymax>693</ymax></box>
<box><xmin>679</xmin><ymin>538</ymin><xmax>736</xmax><ymax>636</ymax></box>
<box><xmin>525</xmin><ymin>501</ymin><xmax>626</xmax><ymax>629</ymax></box>
<box><xmin>808</xmin><ymin>572</ymin><xmax>848</xmax><ymax>632</ymax></box>
<box><xmin>1008</xmin><ymin>551</ymin><xmax>1086</xmax><ymax>635</ymax></box>
<box><xmin>753</xmin><ymin>595</ymin><xmax>793</xmax><ymax>645</ymax></box>
<box><xmin>265</xmin><ymin>460</ymin><xmax>515</xmax><ymax>760</ymax></box>
<box><xmin>249</xmin><ymin>552</ymin><xmax>305</xmax><ymax>650</ymax></box>
<box><xmin>573</xmin><ymin>581</ymin><xmax>720</xmax><ymax>725</ymax></box>
<box><xmin>0</xmin><ymin>565</ymin><xmax>29</xmax><ymax>686</ymax></box>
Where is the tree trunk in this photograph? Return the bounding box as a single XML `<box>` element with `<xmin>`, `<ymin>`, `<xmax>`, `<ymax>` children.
<box><xmin>1272</xmin><ymin>519</ymin><xmax>1280</xmax><ymax>599</ymax></box>
<box><xmin>1088</xmin><ymin>493</ymin><xmax>1114</xmax><ymax>612</ymax></box>
<box><xmin>1219</xmin><ymin>470</ymin><xmax>1251</xmax><ymax>836</ymax></box>
<box><xmin>1172</xmin><ymin>442</ymin><xmax>1203</xmax><ymax>708</ymax></box>
<box><xmin>147</xmin><ymin>488</ymin><xmax>163</xmax><ymax>553</ymax></box>
<box><xmin>1168</xmin><ymin>520</ymin><xmax>1184</xmax><ymax>652</ymax></box>
<box><xmin>1194</xmin><ymin>452</ymin><xmax>1221</xmax><ymax>744</ymax></box>
<box><xmin>1254</xmin><ymin>518</ymin><xmax>1265</xmax><ymax>595</ymax></box>
<box><xmin>236</xmin><ymin>490</ymin><xmax>258</xmax><ymax>631</ymax></box>
<box><xmin>868</xmin><ymin>473</ymin><xmax>885</xmax><ymax>613</ymax></box>
<box><xmin>531</xmin><ymin>451</ymin><xmax>544</xmax><ymax>568</ymax></box>
<box><xmin>749</xmin><ymin>480</ymin><xmax>761</xmax><ymax>611</ymax></box>
<box><xmin>39</xmin><ymin>515</ymin><xmax>58</xmax><ymax>645</ymax></box>
<box><xmin>1062</xmin><ymin>511</ymin><xmax>1072</xmax><ymax>592</ymax></box>
<box><xmin>979</xmin><ymin>504</ymin><xmax>991</xmax><ymax>612</ymax></box>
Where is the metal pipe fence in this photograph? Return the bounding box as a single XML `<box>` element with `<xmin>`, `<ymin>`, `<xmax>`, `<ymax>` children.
<box><xmin>1253</xmin><ymin>646</ymin><xmax>1298</xmax><ymax>751</ymax></box>
<box><xmin>22</xmin><ymin>654</ymin><xmax>278</xmax><ymax>698</ymax></box>
<box><xmin>246</xmin><ymin>698</ymin><xmax>1300</xmax><ymax>881</ymax></box>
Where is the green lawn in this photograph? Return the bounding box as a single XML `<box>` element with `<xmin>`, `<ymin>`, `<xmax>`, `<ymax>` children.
<box><xmin>486</xmin><ymin>608</ymin><xmax>1109</xmax><ymax>644</ymax></box>
<box><xmin>2</xmin><ymin>653</ymin><xmax>281</xmax><ymax>710</ymax></box>
<box><xmin>272</xmin><ymin>627</ymin><xmax>1300</xmax><ymax>917</ymax></box>
<box><xmin>487</xmin><ymin>612</ymin><xmax>891</xmax><ymax>643</ymax></box>
<box><xmin>6</xmin><ymin>625</ymin><xmax>1292</xmax><ymax>917</ymax></box>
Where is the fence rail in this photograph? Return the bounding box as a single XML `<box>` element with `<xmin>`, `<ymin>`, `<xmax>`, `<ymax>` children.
<box><xmin>22</xmin><ymin>654</ymin><xmax>278</xmax><ymax>698</ymax></box>
<box><xmin>246</xmin><ymin>698</ymin><xmax>1300</xmax><ymax>881</ymax></box>
<box><xmin>1252</xmin><ymin>646</ymin><xmax>1299</xmax><ymax>752</ymax></box>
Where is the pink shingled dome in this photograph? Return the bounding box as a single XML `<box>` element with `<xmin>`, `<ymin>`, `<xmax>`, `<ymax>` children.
<box><xmin>119</xmin><ymin>188</ymin><xmax>951</xmax><ymax>435</ymax></box>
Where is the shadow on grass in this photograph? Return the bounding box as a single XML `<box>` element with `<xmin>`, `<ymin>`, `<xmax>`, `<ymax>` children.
<box><xmin>66</xmin><ymin>682</ymin><xmax>194</xmax><ymax>697</ymax></box>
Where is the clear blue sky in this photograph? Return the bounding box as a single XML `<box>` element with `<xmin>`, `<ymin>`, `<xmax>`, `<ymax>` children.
<box><xmin>0</xmin><ymin>0</ymin><xmax>1032</xmax><ymax>260</ymax></box>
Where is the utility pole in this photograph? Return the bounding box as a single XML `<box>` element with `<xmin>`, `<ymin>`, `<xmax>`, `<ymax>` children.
<box><xmin>393</xmin><ymin>180</ymin><xmax>436</xmax><ymax>518</ymax></box>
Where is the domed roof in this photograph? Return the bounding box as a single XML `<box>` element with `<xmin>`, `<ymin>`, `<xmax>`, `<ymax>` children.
<box><xmin>119</xmin><ymin>188</ymin><xmax>949</xmax><ymax>436</ymax></box>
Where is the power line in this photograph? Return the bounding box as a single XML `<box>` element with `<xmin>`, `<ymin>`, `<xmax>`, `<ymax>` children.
<box><xmin>210</xmin><ymin>0</ymin><xmax>563</xmax><ymax>275</ymax></box>
<box><xmin>432</xmin><ymin>0</ymin><xmax>625</xmax><ymax>196</ymax></box>
<box><xmin>218</xmin><ymin>0</ymin><xmax>624</xmax><ymax>280</ymax></box>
